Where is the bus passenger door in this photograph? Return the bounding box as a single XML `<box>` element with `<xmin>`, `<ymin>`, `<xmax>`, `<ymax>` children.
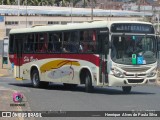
<box><xmin>156</xmin><ymin>35</ymin><xmax>160</xmax><ymax>59</ymax></box>
<box><xmin>15</xmin><ymin>36</ymin><xmax>23</xmax><ymax>79</ymax></box>
<box><xmin>98</xmin><ymin>29</ymin><xmax>109</xmax><ymax>85</ymax></box>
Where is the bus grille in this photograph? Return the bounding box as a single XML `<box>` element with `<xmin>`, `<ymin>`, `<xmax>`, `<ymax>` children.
<box><xmin>121</xmin><ymin>67</ymin><xmax>150</xmax><ymax>72</ymax></box>
<box><xmin>127</xmin><ymin>79</ymin><xmax>144</xmax><ymax>83</ymax></box>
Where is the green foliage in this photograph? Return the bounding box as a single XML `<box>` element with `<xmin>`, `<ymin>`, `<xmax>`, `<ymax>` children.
<box><xmin>0</xmin><ymin>0</ymin><xmax>96</xmax><ymax>7</ymax></box>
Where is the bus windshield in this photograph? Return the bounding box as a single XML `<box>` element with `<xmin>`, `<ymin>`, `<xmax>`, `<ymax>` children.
<box><xmin>111</xmin><ymin>35</ymin><xmax>156</xmax><ymax>65</ymax></box>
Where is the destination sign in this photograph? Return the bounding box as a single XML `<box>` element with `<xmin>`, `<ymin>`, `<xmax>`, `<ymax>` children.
<box><xmin>111</xmin><ymin>23</ymin><xmax>155</xmax><ymax>34</ymax></box>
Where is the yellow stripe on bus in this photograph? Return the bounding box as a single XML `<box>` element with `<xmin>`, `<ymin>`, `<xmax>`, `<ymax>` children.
<box><xmin>40</xmin><ymin>60</ymin><xmax>80</xmax><ymax>73</ymax></box>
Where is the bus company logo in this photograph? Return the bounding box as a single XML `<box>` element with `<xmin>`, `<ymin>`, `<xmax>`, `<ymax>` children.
<box><xmin>24</xmin><ymin>56</ymin><xmax>29</xmax><ymax>62</ymax></box>
<box><xmin>13</xmin><ymin>92</ymin><xmax>23</xmax><ymax>103</ymax></box>
<box><xmin>24</xmin><ymin>56</ymin><xmax>38</xmax><ymax>62</ymax></box>
<box><xmin>135</xmin><ymin>73</ymin><xmax>138</xmax><ymax>78</ymax></box>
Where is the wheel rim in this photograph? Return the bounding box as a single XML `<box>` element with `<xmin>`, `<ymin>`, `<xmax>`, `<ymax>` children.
<box><xmin>33</xmin><ymin>73</ymin><xmax>39</xmax><ymax>85</ymax></box>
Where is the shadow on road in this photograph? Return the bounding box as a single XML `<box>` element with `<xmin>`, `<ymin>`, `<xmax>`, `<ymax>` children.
<box><xmin>9</xmin><ymin>82</ymin><xmax>155</xmax><ymax>95</ymax></box>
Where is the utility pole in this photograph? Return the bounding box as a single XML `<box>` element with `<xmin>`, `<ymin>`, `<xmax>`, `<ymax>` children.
<box><xmin>91</xmin><ymin>0</ymin><xmax>93</xmax><ymax>21</ymax></box>
<box><xmin>137</xmin><ymin>0</ymin><xmax>141</xmax><ymax>12</ymax></box>
<box><xmin>26</xmin><ymin>0</ymin><xmax>28</xmax><ymax>28</ymax></box>
<box><xmin>18</xmin><ymin>0</ymin><xmax>20</xmax><ymax>16</ymax></box>
<box><xmin>71</xmin><ymin>0</ymin><xmax>73</xmax><ymax>22</ymax></box>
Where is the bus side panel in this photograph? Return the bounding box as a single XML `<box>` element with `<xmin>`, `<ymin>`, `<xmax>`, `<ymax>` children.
<box><xmin>20</xmin><ymin>54</ymin><xmax>100</xmax><ymax>85</ymax></box>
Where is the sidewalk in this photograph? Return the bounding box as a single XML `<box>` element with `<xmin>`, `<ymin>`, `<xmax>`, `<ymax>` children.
<box><xmin>0</xmin><ymin>56</ymin><xmax>12</xmax><ymax>77</ymax></box>
<box><xmin>0</xmin><ymin>86</ymin><xmax>35</xmax><ymax>120</ymax></box>
<box><xmin>0</xmin><ymin>87</ymin><xmax>21</xmax><ymax>120</ymax></box>
<box><xmin>0</xmin><ymin>57</ymin><xmax>21</xmax><ymax>119</ymax></box>
<box><xmin>0</xmin><ymin>68</ymin><xmax>12</xmax><ymax>77</ymax></box>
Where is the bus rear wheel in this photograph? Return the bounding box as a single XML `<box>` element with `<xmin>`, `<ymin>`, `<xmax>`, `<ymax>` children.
<box><xmin>31</xmin><ymin>70</ymin><xmax>49</xmax><ymax>88</ymax></box>
<box><xmin>85</xmin><ymin>72</ymin><xmax>93</xmax><ymax>93</ymax></box>
<box><xmin>122</xmin><ymin>86</ymin><xmax>132</xmax><ymax>93</ymax></box>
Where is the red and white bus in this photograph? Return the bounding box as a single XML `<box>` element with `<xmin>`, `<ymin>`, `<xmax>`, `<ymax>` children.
<box><xmin>9</xmin><ymin>21</ymin><xmax>158</xmax><ymax>93</ymax></box>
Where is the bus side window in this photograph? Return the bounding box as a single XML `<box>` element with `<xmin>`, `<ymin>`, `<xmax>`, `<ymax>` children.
<box><xmin>35</xmin><ymin>33</ymin><xmax>48</xmax><ymax>53</ymax></box>
<box><xmin>35</xmin><ymin>34</ymin><xmax>38</xmax><ymax>52</ymax></box>
<box><xmin>63</xmin><ymin>31</ymin><xmax>79</xmax><ymax>53</ymax></box>
<box><xmin>48</xmin><ymin>34</ymin><xmax>54</xmax><ymax>53</ymax></box>
<box><xmin>63</xmin><ymin>32</ymin><xmax>70</xmax><ymax>52</ymax></box>
<box><xmin>80</xmin><ymin>30</ymin><xmax>96</xmax><ymax>53</ymax></box>
<box><xmin>53</xmin><ymin>33</ymin><xmax>62</xmax><ymax>53</ymax></box>
<box><xmin>24</xmin><ymin>34</ymin><xmax>34</xmax><ymax>53</ymax></box>
<box><xmin>40</xmin><ymin>33</ymin><xmax>48</xmax><ymax>52</ymax></box>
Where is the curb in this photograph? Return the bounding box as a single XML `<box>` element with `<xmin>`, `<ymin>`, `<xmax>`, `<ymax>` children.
<box><xmin>0</xmin><ymin>74</ymin><xmax>4</xmax><ymax>77</ymax></box>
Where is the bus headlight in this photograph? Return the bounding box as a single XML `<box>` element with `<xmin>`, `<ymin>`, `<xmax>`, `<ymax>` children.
<box><xmin>112</xmin><ymin>68</ymin><xmax>124</xmax><ymax>78</ymax></box>
<box><xmin>147</xmin><ymin>68</ymin><xmax>157</xmax><ymax>77</ymax></box>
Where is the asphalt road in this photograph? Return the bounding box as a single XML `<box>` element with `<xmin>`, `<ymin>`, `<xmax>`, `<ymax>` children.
<box><xmin>1</xmin><ymin>77</ymin><xmax>160</xmax><ymax>120</ymax></box>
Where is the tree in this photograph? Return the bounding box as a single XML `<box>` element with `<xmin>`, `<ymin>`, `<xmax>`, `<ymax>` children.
<box><xmin>0</xmin><ymin>0</ymin><xmax>96</xmax><ymax>7</ymax></box>
<box><xmin>72</xmin><ymin>0</ymin><xmax>96</xmax><ymax>8</ymax></box>
<box><xmin>54</xmin><ymin>0</ymin><xmax>70</xmax><ymax>6</ymax></box>
<box><xmin>1</xmin><ymin>0</ymin><xmax>14</xmax><ymax>5</ymax></box>
<box><xmin>48</xmin><ymin>0</ymin><xmax>56</xmax><ymax>6</ymax></box>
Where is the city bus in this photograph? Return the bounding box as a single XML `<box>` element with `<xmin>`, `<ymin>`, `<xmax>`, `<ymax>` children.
<box><xmin>9</xmin><ymin>21</ymin><xmax>158</xmax><ymax>93</ymax></box>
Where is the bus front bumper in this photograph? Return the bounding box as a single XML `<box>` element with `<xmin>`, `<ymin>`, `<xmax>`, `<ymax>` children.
<box><xmin>108</xmin><ymin>74</ymin><xmax>157</xmax><ymax>86</ymax></box>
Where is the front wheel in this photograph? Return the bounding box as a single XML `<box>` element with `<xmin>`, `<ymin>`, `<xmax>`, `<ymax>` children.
<box><xmin>122</xmin><ymin>86</ymin><xmax>132</xmax><ymax>93</ymax></box>
<box><xmin>31</xmin><ymin>70</ymin><xmax>49</xmax><ymax>88</ymax></box>
<box><xmin>85</xmin><ymin>72</ymin><xmax>93</xmax><ymax>93</ymax></box>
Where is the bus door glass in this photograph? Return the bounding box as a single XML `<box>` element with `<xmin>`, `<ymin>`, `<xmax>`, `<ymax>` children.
<box><xmin>157</xmin><ymin>35</ymin><xmax>160</xmax><ymax>60</ymax></box>
<box><xmin>15</xmin><ymin>35</ymin><xmax>24</xmax><ymax>78</ymax></box>
<box><xmin>98</xmin><ymin>28</ymin><xmax>109</xmax><ymax>84</ymax></box>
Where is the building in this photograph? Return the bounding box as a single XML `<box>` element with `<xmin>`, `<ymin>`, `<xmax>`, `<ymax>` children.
<box><xmin>0</xmin><ymin>5</ymin><xmax>153</xmax><ymax>40</ymax></box>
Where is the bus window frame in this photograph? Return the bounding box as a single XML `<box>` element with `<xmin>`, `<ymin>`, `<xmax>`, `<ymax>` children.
<box><xmin>10</xmin><ymin>27</ymin><xmax>109</xmax><ymax>55</ymax></box>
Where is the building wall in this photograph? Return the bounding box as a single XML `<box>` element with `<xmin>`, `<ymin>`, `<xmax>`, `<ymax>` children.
<box><xmin>0</xmin><ymin>15</ymin><xmax>144</xmax><ymax>40</ymax></box>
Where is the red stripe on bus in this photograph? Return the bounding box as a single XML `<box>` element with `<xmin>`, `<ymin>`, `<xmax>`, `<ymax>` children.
<box><xmin>9</xmin><ymin>54</ymin><xmax>100</xmax><ymax>66</ymax></box>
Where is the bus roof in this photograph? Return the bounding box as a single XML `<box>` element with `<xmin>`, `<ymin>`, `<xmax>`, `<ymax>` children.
<box><xmin>9</xmin><ymin>21</ymin><xmax>153</xmax><ymax>34</ymax></box>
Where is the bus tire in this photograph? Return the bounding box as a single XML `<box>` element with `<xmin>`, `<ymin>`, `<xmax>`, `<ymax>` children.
<box><xmin>85</xmin><ymin>72</ymin><xmax>93</xmax><ymax>93</ymax></box>
<box><xmin>31</xmin><ymin>70</ymin><xmax>48</xmax><ymax>88</ymax></box>
<box><xmin>122</xmin><ymin>86</ymin><xmax>131</xmax><ymax>93</ymax></box>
